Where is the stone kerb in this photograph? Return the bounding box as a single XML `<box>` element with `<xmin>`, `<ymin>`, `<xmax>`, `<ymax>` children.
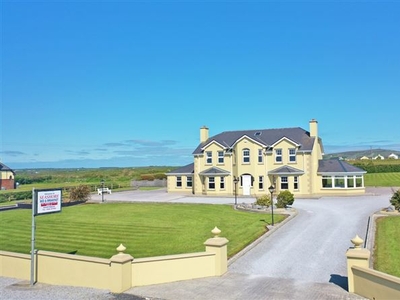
<box><xmin>235</xmin><ymin>202</ymin><xmax>295</xmax><ymax>214</ymax></box>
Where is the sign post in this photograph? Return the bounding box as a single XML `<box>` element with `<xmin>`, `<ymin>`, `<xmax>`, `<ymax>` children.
<box><xmin>30</xmin><ymin>188</ymin><xmax>62</xmax><ymax>286</ymax></box>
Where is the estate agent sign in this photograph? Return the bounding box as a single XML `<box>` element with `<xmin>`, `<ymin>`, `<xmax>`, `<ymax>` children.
<box><xmin>34</xmin><ymin>189</ymin><xmax>62</xmax><ymax>215</ymax></box>
<box><xmin>31</xmin><ymin>188</ymin><xmax>63</xmax><ymax>286</ymax></box>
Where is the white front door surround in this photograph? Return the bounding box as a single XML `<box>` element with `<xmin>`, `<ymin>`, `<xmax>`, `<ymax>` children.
<box><xmin>242</xmin><ymin>175</ymin><xmax>251</xmax><ymax>196</ymax></box>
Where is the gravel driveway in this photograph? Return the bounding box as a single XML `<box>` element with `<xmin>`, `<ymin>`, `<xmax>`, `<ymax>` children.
<box><xmin>229</xmin><ymin>189</ymin><xmax>393</xmax><ymax>284</ymax></box>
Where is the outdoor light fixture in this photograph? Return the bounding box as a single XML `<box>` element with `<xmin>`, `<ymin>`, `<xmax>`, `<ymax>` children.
<box><xmin>268</xmin><ymin>185</ymin><xmax>275</xmax><ymax>226</ymax></box>
<box><xmin>101</xmin><ymin>179</ymin><xmax>105</xmax><ymax>203</ymax></box>
<box><xmin>233</xmin><ymin>176</ymin><xmax>240</xmax><ymax>207</ymax></box>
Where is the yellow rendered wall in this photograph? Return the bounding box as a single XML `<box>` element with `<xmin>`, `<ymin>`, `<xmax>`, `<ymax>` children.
<box><xmin>0</xmin><ymin>251</ymin><xmax>30</xmax><ymax>280</ymax></box>
<box><xmin>167</xmin><ymin>174</ymin><xmax>193</xmax><ymax>193</ymax></box>
<box><xmin>132</xmin><ymin>252</ymin><xmax>215</xmax><ymax>286</ymax></box>
<box><xmin>36</xmin><ymin>251</ymin><xmax>111</xmax><ymax>289</ymax></box>
<box><xmin>352</xmin><ymin>266</ymin><xmax>400</xmax><ymax>300</ymax></box>
<box><xmin>0</xmin><ymin>248</ymin><xmax>226</xmax><ymax>291</ymax></box>
<box><xmin>195</xmin><ymin>142</ymin><xmax>234</xmax><ymax>195</ymax></box>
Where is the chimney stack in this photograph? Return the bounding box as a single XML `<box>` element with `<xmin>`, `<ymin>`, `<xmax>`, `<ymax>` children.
<box><xmin>200</xmin><ymin>126</ymin><xmax>209</xmax><ymax>143</ymax></box>
<box><xmin>309</xmin><ymin>119</ymin><xmax>318</xmax><ymax>137</ymax></box>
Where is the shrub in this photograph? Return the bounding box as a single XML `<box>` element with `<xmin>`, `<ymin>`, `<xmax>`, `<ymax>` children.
<box><xmin>390</xmin><ymin>189</ymin><xmax>400</xmax><ymax>211</ymax></box>
<box><xmin>276</xmin><ymin>190</ymin><xmax>295</xmax><ymax>208</ymax></box>
<box><xmin>140</xmin><ymin>174</ymin><xmax>155</xmax><ymax>181</ymax></box>
<box><xmin>69</xmin><ymin>185</ymin><xmax>91</xmax><ymax>202</ymax></box>
<box><xmin>154</xmin><ymin>173</ymin><xmax>167</xmax><ymax>180</ymax></box>
<box><xmin>0</xmin><ymin>191</ymin><xmax>32</xmax><ymax>203</ymax></box>
<box><xmin>255</xmin><ymin>194</ymin><xmax>271</xmax><ymax>207</ymax></box>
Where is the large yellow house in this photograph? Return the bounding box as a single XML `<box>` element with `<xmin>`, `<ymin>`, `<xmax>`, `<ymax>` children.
<box><xmin>167</xmin><ymin>119</ymin><xmax>366</xmax><ymax>198</ymax></box>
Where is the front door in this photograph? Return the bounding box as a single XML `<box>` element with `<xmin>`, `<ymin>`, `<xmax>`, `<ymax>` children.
<box><xmin>242</xmin><ymin>175</ymin><xmax>251</xmax><ymax>196</ymax></box>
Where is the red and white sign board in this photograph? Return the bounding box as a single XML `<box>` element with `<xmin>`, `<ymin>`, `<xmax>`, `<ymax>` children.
<box><xmin>34</xmin><ymin>189</ymin><xmax>62</xmax><ymax>216</ymax></box>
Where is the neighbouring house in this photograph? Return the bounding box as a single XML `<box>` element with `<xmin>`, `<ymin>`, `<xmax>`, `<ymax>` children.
<box><xmin>0</xmin><ymin>162</ymin><xmax>16</xmax><ymax>190</ymax></box>
<box><xmin>360</xmin><ymin>156</ymin><xmax>370</xmax><ymax>160</ymax></box>
<box><xmin>167</xmin><ymin>119</ymin><xmax>366</xmax><ymax>198</ymax></box>
<box><xmin>373</xmin><ymin>154</ymin><xmax>385</xmax><ymax>160</ymax></box>
<box><xmin>388</xmin><ymin>153</ymin><xmax>399</xmax><ymax>159</ymax></box>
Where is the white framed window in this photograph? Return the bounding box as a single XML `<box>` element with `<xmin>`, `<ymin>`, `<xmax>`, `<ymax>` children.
<box><xmin>176</xmin><ymin>176</ymin><xmax>182</xmax><ymax>187</ymax></box>
<box><xmin>218</xmin><ymin>151</ymin><xmax>224</xmax><ymax>164</ymax></box>
<box><xmin>206</xmin><ymin>151</ymin><xmax>212</xmax><ymax>164</ymax></box>
<box><xmin>294</xmin><ymin>176</ymin><xmax>299</xmax><ymax>190</ymax></box>
<box><xmin>355</xmin><ymin>175</ymin><xmax>363</xmax><ymax>187</ymax></box>
<box><xmin>258</xmin><ymin>149</ymin><xmax>263</xmax><ymax>163</ymax></box>
<box><xmin>281</xmin><ymin>176</ymin><xmax>288</xmax><ymax>189</ymax></box>
<box><xmin>220</xmin><ymin>177</ymin><xmax>225</xmax><ymax>189</ymax></box>
<box><xmin>208</xmin><ymin>177</ymin><xmax>215</xmax><ymax>189</ymax></box>
<box><xmin>243</xmin><ymin>148</ymin><xmax>250</xmax><ymax>163</ymax></box>
<box><xmin>275</xmin><ymin>149</ymin><xmax>282</xmax><ymax>163</ymax></box>
<box><xmin>258</xmin><ymin>176</ymin><xmax>264</xmax><ymax>190</ymax></box>
<box><xmin>334</xmin><ymin>176</ymin><xmax>345</xmax><ymax>188</ymax></box>
<box><xmin>289</xmin><ymin>148</ymin><xmax>296</xmax><ymax>162</ymax></box>
<box><xmin>347</xmin><ymin>176</ymin><xmax>354</xmax><ymax>188</ymax></box>
<box><xmin>322</xmin><ymin>176</ymin><xmax>333</xmax><ymax>188</ymax></box>
<box><xmin>322</xmin><ymin>175</ymin><xmax>364</xmax><ymax>189</ymax></box>
<box><xmin>186</xmin><ymin>176</ymin><xmax>192</xmax><ymax>187</ymax></box>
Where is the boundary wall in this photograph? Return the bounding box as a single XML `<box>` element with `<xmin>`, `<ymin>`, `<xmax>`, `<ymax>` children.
<box><xmin>346</xmin><ymin>234</ymin><xmax>400</xmax><ymax>300</ymax></box>
<box><xmin>0</xmin><ymin>228</ymin><xmax>228</xmax><ymax>293</ymax></box>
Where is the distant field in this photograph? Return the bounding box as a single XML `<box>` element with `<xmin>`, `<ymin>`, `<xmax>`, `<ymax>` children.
<box><xmin>364</xmin><ymin>173</ymin><xmax>400</xmax><ymax>187</ymax></box>
<box><xmin>348</xmin><ymin>159</ymin><xmax>400</xmax><ymax>166</ymax></box>
<box><xmin>0</xmin><ymin>203</ymin><xmax>285</xmax><ymax>259</ymax></box>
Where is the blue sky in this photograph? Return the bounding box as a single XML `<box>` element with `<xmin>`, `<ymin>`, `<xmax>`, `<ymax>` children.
<box><xmin>1</xmin><ymin>0</ymin><xmax>400</xmax><ymax>169</ymax></box>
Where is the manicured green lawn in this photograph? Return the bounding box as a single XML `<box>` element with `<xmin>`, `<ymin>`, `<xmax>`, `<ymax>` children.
<box><xmin>364</xmin><ymin>173</ymin><xmax>400</xmax><ymax>187</ymax></box>
<box><xmin>374</xmin><ymin>216</ymin><xmax>400</xmax><ymax>277</ymax></box>
<box><xmin>0</xmin><ymin>203</ymin><xmax>285</xmax><ymax>259</ymax></box>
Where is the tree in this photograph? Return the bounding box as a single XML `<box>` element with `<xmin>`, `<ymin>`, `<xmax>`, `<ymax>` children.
<box><xmin>276</xmin><ymin>190</ymin><xmax>295</xmax><ymax>208</ymax></box>
<box><xmin>390</xmin><ymin>189</ymin><xmax>400</xmax><ymax>211</ymax></box>
<box><xmin>69</xmin><ymin>185</ymin><xmax>91</xmax><ymax>202</ymax></box>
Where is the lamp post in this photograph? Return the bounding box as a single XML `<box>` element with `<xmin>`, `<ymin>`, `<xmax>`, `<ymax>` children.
<box><xmin>233</xmin><ymin>176</ymin><xmax>240</xmax><ymax>207</ymax></box>
<box><xmin>101</xmin><ymin>179</ymin><xmax>105</xmax><ymax>203</ymax></box>
<box><xmin>268</xmin><ymin>185</ymin><xmax>275</xmax><ymax>226</ymax></box>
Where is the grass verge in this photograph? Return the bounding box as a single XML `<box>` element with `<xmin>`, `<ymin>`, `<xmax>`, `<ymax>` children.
<box><xmin>373</xmin><ymin>216</ymin><xmax>400</xmax><ymax>277</ymax></box>
<box><xmin>0</xmin><ymin>203</ymin><xmax>285</xmax><ymax>259</ymax></box>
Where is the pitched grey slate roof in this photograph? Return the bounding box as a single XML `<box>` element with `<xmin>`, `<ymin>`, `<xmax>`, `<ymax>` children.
<box><xmin>0</xmin><ymin>162</ymin><xmax>15</xmax><ymax>174</ymax></box>
<box><xmin>166</xmin><ymin>163</ymin><xmax>194</xmax><ymax>175</ymax></box>
<box><xmin>199</xmin><ymin>167</ymin><xmax>230</xmax><ymax>176</ymax></box>
<box><xmin>268</xmin><ymin>165</ymin><xmax>305</xmax><ymax>175</ymax></box>
<box><xmin>318</xmin><ymin>159</ymin><xmax>366</xmax><ymax>174</ymax></box>
<box><xmin>193</xmin><ymin>127</ymin><xmax>318</xmax><ymax>154</ymax></box>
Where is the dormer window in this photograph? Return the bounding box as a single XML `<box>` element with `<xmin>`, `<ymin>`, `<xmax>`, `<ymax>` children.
<box><xmin>254</xmin><ymin>132</ymin><xmax>262</xmax><ymax>136</ymax></box>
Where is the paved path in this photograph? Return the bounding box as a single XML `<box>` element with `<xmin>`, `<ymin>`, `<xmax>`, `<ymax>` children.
<box><xmin>1</xmin><ymin>187</ymin><xmax>395</xmax><ymax>299</ymax></box>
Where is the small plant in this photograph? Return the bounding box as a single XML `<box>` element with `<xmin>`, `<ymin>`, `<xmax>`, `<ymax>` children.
<box><xmin>276</xmin><ymin>190</ymin><xmax>295</xmax><ymax>208</ymax></box>
<box><xmin>255</xmin><ymin>194</ymin><xmax>271</xmax><ymax>207</ymax></box>
<box><xmin>390</xmin><ymin>189</ymin><xmax>400</xmax><ymax>211</ymax></box>
<box><xmin>69</xmin><ymin>185</ymin><xmax>91</xmax><ymax>202</ymax></box>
